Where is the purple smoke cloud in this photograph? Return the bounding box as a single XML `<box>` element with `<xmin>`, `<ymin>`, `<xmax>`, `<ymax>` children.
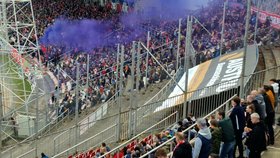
<box><xmin>40</xmin><ymin>0</ymin><xmax>210</xmax><ymax>51</ymax></box>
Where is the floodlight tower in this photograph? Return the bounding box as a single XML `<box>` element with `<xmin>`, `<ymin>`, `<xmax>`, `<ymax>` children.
<box><xmin>0</xmin><ymin>0</ymin><xmax>43</xmax><ymax>139</ymax></box>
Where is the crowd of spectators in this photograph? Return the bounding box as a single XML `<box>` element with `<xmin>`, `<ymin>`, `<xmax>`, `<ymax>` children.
<box><xmin>107</xmin><ymin>79</ymin><xmax>278</xmax><ymax>158</ymax></box>
<box><xmin>6</xmin><ymin>0</ymin><xmax>280</xmax><ymax>142</ymax></box>
<box><xmin>65</xmin><ymin>77</ymin><xmax>279</xmax><ymax>158</ymax></box>
<box><xmin>30</xmin><ymin>0</ymin><xmax>280</xmax><ymax>123</ymax></box>
<box><xmin>252</xmin><ymin>0</ymin><xmax>280</xmax><ymax>15</ymax></box>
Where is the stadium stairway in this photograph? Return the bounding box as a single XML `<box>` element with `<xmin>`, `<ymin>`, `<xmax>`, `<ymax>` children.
<box><xmin>261</xmin><ymin>41</ymin><xmax>280</xmax><ymax>158</ymax></box>
<box><xmin>1</xmin><ymin>76</ymin><xmax>170</xmax><ymax>157</ymax></box>
<box><xmin>4</xmin><ymin>43</ymin><xmax>280</xmax><ymax>157</ymax></box>
<box><xmin>259</xmin><ymin>44</ymin><xmax>278</xmax><ymax>84</ymax></box>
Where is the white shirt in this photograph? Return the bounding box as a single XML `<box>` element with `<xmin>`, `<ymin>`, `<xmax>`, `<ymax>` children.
<box><xmin>271</xmin><ymin>82</ymin><xmax>279</xmax><ymax>94</ymax></box>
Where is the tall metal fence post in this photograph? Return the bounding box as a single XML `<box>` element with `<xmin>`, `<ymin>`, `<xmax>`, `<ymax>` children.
<box><xmin>183</xmin><ymin>16</ymin><xmax>192</xmax><ymax>119</ymax></box>
<box><xmin>0</xmin><ymin>88</ymin><xmax>2</xmax><ymax>158</ymax></box>
<box><xmin>117</xmin><ymin>45</ymin><xmax>125</xmax><ymax>141</ymax></box>
<box><xmin>253</xmin><ymin>0</ymin><xmax>260</xmax><ymax>43</ymax></box>
<box><xmin>116</xmin><ymin>44</ymin><xmax>120</xmax><ymax>96</ymax></box>
<box><xmin>176</xmin><ymin>18</ymin><xmax>182</xmax><ymax>70</ymax></box>
<box><xmin>75</xmin><ymin>63</ymin><xmax>80</xmax><ymax>151</ymax></box>
<box><xmin>240</xmin><ymin>0</ymin><xmax>251</xmax><ymax>98</ymax></box>
<box><xmin>115</xmin><ymin>44</ymin><xmax>120</xmax><ymax>141</ymax></box>
<box><xmin>35</xmin><ymin>76</ymin><xmax>39</xmax><ymax>157</ymax></box>
<box><xmin>145</xmin><ymin>31</ymin><xmax>150</xmax><ymax>89</ymax></box>
<box><xmin>220</xmin><ymin>0</ymin><xmax>227</xmax><ymax>56</ymax></box>
<box><xmin>129</xmin><ymin>42</ymin><xmax>136</xmax><ymax>138</ymax></box>
<box><xmin>86</xmin><ymin>54</ymin><xmax>90</xmax><ymax>100</ymax></box>
<box><xmin>134</xmin><ymin>42</ymin><xmax>141</xmax><ymax>135</ymax></box>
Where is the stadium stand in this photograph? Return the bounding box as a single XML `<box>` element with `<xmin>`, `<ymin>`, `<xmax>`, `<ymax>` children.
<box><xmin>2</xmin><ymin>0</ymin><xmax>280</xmax><ymax>157</ymax></box>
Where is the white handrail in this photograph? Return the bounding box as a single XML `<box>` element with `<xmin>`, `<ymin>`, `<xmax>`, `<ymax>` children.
<box><xmin>52</xmin><ymin>124</ymin><xmax>117</xmax><ymax>158</ymax></box>
<box><xmin>140</xmin><ymin>94</ymin><xmax>237</xmax><ymax>158</ymax></box>
<box><xmin>16</xmin><ymin>148</ymin><xmax>35</xmax><ymax>158</ymax></box>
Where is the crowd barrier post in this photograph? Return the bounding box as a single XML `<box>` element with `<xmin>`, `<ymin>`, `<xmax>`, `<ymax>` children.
<box><xmin>75</xmin><ymin>62</ymin><xmax>80</xmax><ymax>150</ymax></box>
<box><xmin>183</xmin><ymin>16</ymin><xmax>192</xmax><ymax>119</ymax></box>
<box><xmin>240</xmin><ymin>0</ymin><xmax>251</xmax><ymax>98</ymax></box>
<box><xmin>145</xmin><ymin>31</ymin><xmax>150</xmax><ymax>89</ymax></box>
<box><xmin>220</xmin><ymin>0</ymin><xmax>228</xmax><ymax>56</ymax></box>
<box><xmin>86</xmin><ymin>54</ymin><xmax>90</xmax><ymax>100</ymax></box>
<box><xmin>0</xmin><ymin>89</ymin><xmax>2</xmax><ymax>158</ymax></box>
<box><xmin>176</xmin><ymin>18</ymin><xmax>182</xmax><ymax>70</ymax></box>
<box><xmin>128</xmin><ymin>42</ymin><xmax>136</xmax><ymax>139</ymax></box>
<box><xmin>253</xmin><ymin>0</ymin><xmax>260</xmax><ymax>43</ymax></box>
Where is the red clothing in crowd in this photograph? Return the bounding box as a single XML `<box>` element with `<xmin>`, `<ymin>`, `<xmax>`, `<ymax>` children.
<box><xmin>106</xmin><ymin>2</ymin><xmax>112</xmax><ymax>10</ymax></box>
<box><xmin>117</xmin><ymin>3</ymin><xmax>122</xmax><ymax>13</ymax></box>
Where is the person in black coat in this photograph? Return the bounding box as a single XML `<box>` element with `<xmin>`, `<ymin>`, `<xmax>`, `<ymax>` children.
<box><xmin>259</xmin><ymin>88</ymin><xmax>275</xmax><ymax>145</ymax></box>
<box><xmin>229</xmin><ymin>96</ymin><xmax>246</xmax><ymax>158</ymax></box>
<box><xmin>246</xmin><ymin>113</ymin><xmax>267</xmax><ymax>158</ymax></box>
<box><xmin>172</xmin><ymin>132</ymin><xmax>192</xmax><ymax>158</ymax></box>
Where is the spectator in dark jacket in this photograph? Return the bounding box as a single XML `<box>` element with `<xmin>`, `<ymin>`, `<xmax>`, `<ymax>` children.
<box><xmin>251</xmin><ymin>90</ymin><xmax>267</xmax><ymax>119</ymax></box>
<box><xmin>172</xmin><ymin>132</ymin><xmax>192</xmax><ymax>158</ymax></box>
<box><xmin>41</xmin><ymin>153</ymin><xmax>48</xmax><ymax>158</ymax></box>
<box><xmin>218</xmin><ymin>110</ymin><xmax>235</xmax><ymax>158</ymax></box>
<box><xmin>246</xmin><ymin>113</ymin><xmax>267</xmax><ymax>158</ymax></box>
<box><xmin>177</xmin><ymin>121</ymin><xmax>186</xmax><ymax>132</ymax></box>
<box><xmin>259</xmin><ymin>88</ymin><xmax>275</xmax><ymax>145</ymax></box>
<box><xmin>209</xmin><ymin>119</ymin><xmax>222</xmax><ymax>158</ymax></box>
<box><xmin>229</xmin><ymin>96</ymin><xmax>245</xmax><ymax>158</ymax></box>
<box><xmin>246</xmin><ymin>94</ymin><xmax>265</xmax><ymax>120</ymax></box>
<box><xmin>244</xmin><ymin>104</ymin><xmax>255</xmax><ymax>130</ymax></box>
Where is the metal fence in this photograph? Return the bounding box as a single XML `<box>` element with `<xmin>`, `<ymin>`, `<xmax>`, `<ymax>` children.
<box><xmin>119</xmin><ymin>65</ymin><xmax>280</xmax><ymax>141</ymax></box>
<box><xmin>7</xmin><ymin>65</ymin><xmax>280</xmax><ymax>158</ymax></box>
<box><xmin>1</xmin><ymin>110</ymin><xmax>71</xmax><ymax>158</ymax></box>
<box><xmin>139</xmin><ymin>95</ymin><xmax>237</xmax><ymax>158</ymax></box>
<box><xmin>101</xmin><ymin>111</ymin><xmax>179</xmax><ymax>158</ymax></box>
<box><xmin>16</xmin><ymin>148</ymin><xmax>36</xmax><ymax>158</ymax></box>
<box><xmin>52</xmin><ymin>124</ymin><xmax>117</xmax><ymax>158</ymax></box>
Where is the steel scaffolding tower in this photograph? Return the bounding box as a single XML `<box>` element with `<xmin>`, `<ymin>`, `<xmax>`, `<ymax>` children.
<box><xmin>0</xmin><ymin>0</ymin><xmax>45</xmax><ymax>143</ymax></box>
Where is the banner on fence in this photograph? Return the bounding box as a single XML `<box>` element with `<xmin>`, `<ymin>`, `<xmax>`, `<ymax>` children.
<box><xmin>251</xmin><ymin>7</ymin><xmax>280</xmax><ymax>29</ymax></box>
<box><xmin>155</xmin><ymin>45</ymin><xmax>258</xmax><ymax>112</ymax></box>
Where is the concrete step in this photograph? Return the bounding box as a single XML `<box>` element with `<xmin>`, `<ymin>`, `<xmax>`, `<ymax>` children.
<box><xmin>256</xmin><ymin>46</ymin><xmax>266</xmax><ymax>72</ymax></box>
<box><xmin>271</xmin><ymin>48</ymin><xmax>280</xmax><ymax>79</ymax></box>
<box><xmin>260</xmin><ymin>46</ymin><xmax>278</xmax><ymax>85</ymax></box>
<box><xmin>4</xmin><ymin>79</ymin><xmax>170</xmax><ymax>157</ymax></box>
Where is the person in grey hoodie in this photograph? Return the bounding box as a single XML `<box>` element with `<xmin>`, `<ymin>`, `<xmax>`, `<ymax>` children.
<box><xmin>193</xmin><ymin>118</ymin><xmax>212</xmax><ymax>158</ymax></box>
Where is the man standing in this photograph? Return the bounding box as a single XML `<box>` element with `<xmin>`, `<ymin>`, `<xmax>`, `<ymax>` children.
<box><xmin>193</xmin><ymin>118</ymin><xmax>212</xmax><ymax>158</ymax></box>
<box><xmin>246</xmin><ymin>113</ymin><xmax>267</xmax><ymax>158</ymax></box>
<box><xmin>229</xmin><ymin>96</ymin><xmax>245</xmax><ymax>158</ymax></box>
<box><xmin>260</xmin><ymin>87</ymin><xmax>275</xmax><ymax>145</ymax></box>
<box><xmin>218</xmin><ymin>110</ymin><xmax>235</xmax><ymax>158</ymax></box>
<box><xmin>172</xmin><ymin>132</ymin><xmax>192</xmax><ymax>158</ymax></box>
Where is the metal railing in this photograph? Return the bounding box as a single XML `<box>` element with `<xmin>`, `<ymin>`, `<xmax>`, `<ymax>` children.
<box><xmin>143</xmin><ymin>67</ymin><xmax>184</xmax><ymax>105</ymax></box>
<box><xmin>100</xmin><ymin>111</ymin><xmax>179</xmax><ymax>158</ymax></box>
<box><xmin>16</xmin><ymin>148</ymin><xmax>36</xmax><ymax>158</ymax></box>
<box><xmin>1</xmin><ymin>109</ymin><xmax>71</xmax><ymax>158</ymax></box>
<box><xmin>139</xmin><ymin>94</ymin><xmax>237</xmax><ymax>158</ymax></box>
<box><xmin>52</xmin><ymin>124</ymin><xmax>117</xmax><ymax>158</ymax></box>
<box><xmin>9</xmin><ymin>65</ymin><xmax>280</xmax><ymax>158</ymax></box>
